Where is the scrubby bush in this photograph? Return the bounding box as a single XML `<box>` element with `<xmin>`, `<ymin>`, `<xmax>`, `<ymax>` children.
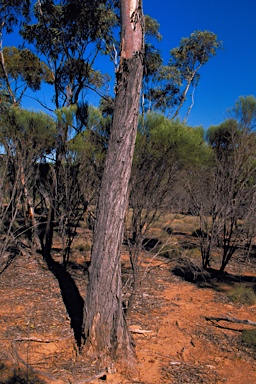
<box><xmin>227</xmin><ymin>284</ymin><xmax>256</xmax><ymax>305</ymax></box>
<box><xmin>241</xmin><ymin>329</ymin><xmax>256</xmax><ymax>354</ymax></box>
<box><xmin>74</xmin><ymin>242</ymin><xmax>91</xmax><ymax>253</ymax></box>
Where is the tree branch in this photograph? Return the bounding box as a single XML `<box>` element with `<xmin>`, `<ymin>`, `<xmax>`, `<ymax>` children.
<box><xmin>206</xmin><ymin>315</ymin><xmax>256</xmax><ymax>327</ymax></box>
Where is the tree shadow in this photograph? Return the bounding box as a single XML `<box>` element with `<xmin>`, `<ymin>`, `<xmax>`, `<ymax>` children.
<box><xmin>171</xmin><ymin>257</ymin><xmax>256</xmax><ymax>291</ymax></box>
<box><xmin>171</xmin><ymin>258</ymin><xmax>211</xmax><ymax>285</ymax></box>
<box><xmin>43</xmin><ymin>255</ymin><xmax>85</xmax><ymax>348</ymax></box>
<box><xmin>0</xmin><ymin>364</ymin><xmax>46</xmax><ymax>384</ymax></box>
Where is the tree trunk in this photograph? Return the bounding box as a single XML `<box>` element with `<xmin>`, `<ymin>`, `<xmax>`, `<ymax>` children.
<box><xmin>20</xmin><ymin>165</ymin><xmax>42</xmax><ymax>251</ymax></box>
<box><xmin>83</xmin><ymin>0</ymin><xmax>144</xmax><ymax>369</ymax></box>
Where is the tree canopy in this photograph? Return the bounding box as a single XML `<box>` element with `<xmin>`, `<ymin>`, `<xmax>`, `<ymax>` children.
<box><xmin>144</xmin><ymin>30</ymin><xmax>222</xmax><ymax>118</ymax></box>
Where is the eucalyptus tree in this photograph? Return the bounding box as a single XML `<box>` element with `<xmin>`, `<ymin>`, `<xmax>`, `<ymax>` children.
<box><xmin>126</xmin><ymin>112</ymin><xmax>206</xmax><ymax>307</ymax></box>
<box><xmin>144</xmin><ymin>30</ymin><xmax>222</xmax><ymax>119</ymax></box>
<box><xmin>18</xmin><ymin>0</ymin><xmax>118</xmax><ymax>259</ymax></box>
<box><xmin>190</xmin><ymin>109</ymin><xmax>256</xmax><ymax>271</ymax></box>
<box><xmin>210</xmin><ymin>119</ymin><xmax>256</xmax><ymax>271</ymax></box>
<box><xmin>0</xmin><ymin>46</ymin><xmax>53</xmax><ymax>104</ymax></box>
<box><xmin>0</xmin><ymin>106</ymin><xmax>56</xmax><ymax>268</ymax></box>
<box><xmin>0</xmin><ymin>0</ymin><xmax>30</xmax><ymax>103</ymax></box>
<box><xmin>21</xmin><ymin>0</ymin><xmax>116</xmax><ymax>109</ymax></box>
<box><xmin>229</xmin><ymin>95</ymin><xmax>256</xmax><ymax>131</ymax></box>
<box><xmin>83</xmin><ymin>0</ymin><xmax>144</xmax><ymax>369</ymax></box>
<box><xmin>0</xmin><ymin>1</ymin><xmax>51</xmax><ymax>104</ymax></box>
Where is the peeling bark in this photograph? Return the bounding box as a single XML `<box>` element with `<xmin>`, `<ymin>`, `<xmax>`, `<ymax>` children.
<box><xmin>120</xmin><ymin>0</ymin><xmax>143</xmax><ymax>59</ymax></box>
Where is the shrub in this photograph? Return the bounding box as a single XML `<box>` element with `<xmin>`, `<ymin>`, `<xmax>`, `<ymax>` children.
<box><xmin>227</xmin><ymin>284</ymin><xmax>256</xmax><ymax>305</ymax></box>
<box><xmin>74</xmin><ymin>242</ymin><xmax>91</xmax><ymax>252</ymax></box>
<box><xmin>241</xmin><ymin>329</ymin><xmax>256</xmax><ymax>352</ymax></box>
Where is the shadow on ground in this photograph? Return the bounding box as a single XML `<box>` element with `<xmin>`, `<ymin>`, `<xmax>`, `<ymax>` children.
<box><xmin>44</xmin><ymin>256</ymin><xmax>85</xmax><ymax>347</ymax></box>
<box><xmin>0</xmin><ymin>363</ymin><xmax>46</xmax><ymax>384</ymax></box>
<box><xmin>171</xmin><ymin>257</ymin><xmax>256</xmax><ymax>291</ymax></box>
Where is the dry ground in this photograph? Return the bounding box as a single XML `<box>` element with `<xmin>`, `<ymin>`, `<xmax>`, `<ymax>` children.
<box><xmin>0</xmin><ymin>219</ymin><xmax>256</xmax><ymax>384</ymax></box>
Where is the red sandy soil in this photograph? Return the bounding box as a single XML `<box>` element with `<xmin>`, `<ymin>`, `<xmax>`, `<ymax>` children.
<box><xmin>0</xmin><ymin>233</ymin><xmax>256</xmax><ymax>383</ymax></box>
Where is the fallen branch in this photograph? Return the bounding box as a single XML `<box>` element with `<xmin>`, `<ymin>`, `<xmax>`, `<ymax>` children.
<box><xmin>76</xmin><ymin>371</ymin><xmax>107</xmax><ymax>383</ymax></box>
<box><xmin>13</xmin><ymin>335</ymin><xmax>73</xmax><ymax>343</ymax></box>
<box><xmin>1</xmin><ymin>334</ymin><xmax>73</xmax><ymax>343</ymax></box>
<box><xmin>129</xmin><ymin>325</ymin><xmax>153</xmax><ymax>334</ymax></box>
<box><xmin>206</xmin><ymin>315</ymin><xmax>256</xmax><ymax>327</ymax></box>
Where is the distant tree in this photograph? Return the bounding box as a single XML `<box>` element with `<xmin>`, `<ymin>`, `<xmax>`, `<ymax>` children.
<box><xmin>0</xmin><ymin>46</ymin><xmax>53</xmax><ymax>104</ymax></box>
<box><xmin>145</xmin><ymin>30</ymin><xmax>222</xmax><ymax>119</ymax></box>
<box><xmin>0</xmin><ymin>0</ymin><xmax>31</xmax><ymax>104</ymax></box>
<box><xmin>18</xmin><ymin>0</ymin><xmax>118</xmax><ymax>260</ymax></box>
<box><xmin>126</xmin><ymin>113</ymin><xmax>206</xmax><ymax>308</ymax></box>
<box><xmin>0</xmin><ymin>106</ymin><xmax>56</xmax><ymax>265</ymax></box>
<box><xmin>69</xmin><ymin>106</ymin><xmax>110</xmax><ymax>201</ymax></box>
<box><xmin>39</xmin><ymin>105</ymin><xmax>88</xmax><ymax>266</ymax></box>
<box><xmin>51</xmin><ymin>105</ymin><xmax>112</xmax><ymax>266</ymax></box>
<box><xmin>189</xmin><ymin>111</ymin><xmax>256</xmax><ymax>271</ymax></box>
<box><xmin>228</xmin><ymin>95</ymin><xmax>256</xmax><ymax>131</ymax></box>
<box><xmin>83</xmin><ymin>0</ymin><xmax>144</xmax><ymax>369</ymax></box>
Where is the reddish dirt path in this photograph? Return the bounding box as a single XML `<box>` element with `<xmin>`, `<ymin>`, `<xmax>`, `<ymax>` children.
<box><xmin>0</xmin><ymin>248</ymin><xmax>256</xmax><ymax>383</ymax></box>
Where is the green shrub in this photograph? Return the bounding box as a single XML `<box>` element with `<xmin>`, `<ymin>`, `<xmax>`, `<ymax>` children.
<box><xmin>241</xmin><ymin>329</ymin><xmax>256</xmax><ymax>352</ymax></box>
<box><xmin>185</xmin><ymin>247</ymin><xmax>201</xmax><ymax>259</ymax></box>
<box><xmin>227</xmin><ymin>284</ymin><xmax>256</xmax><ymax>305</ymax></box>
<box><xmin>74</xmin><ymin>242</ymin><xmax>91</xmax><ymax>252</ymax></box>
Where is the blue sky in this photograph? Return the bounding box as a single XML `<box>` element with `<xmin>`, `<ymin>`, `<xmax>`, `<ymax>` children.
<box><xmin>143</xmin><ymin>0</ymin><xmax>256</xmax><ymax>128</ymax></box>
<box><xmin>3</xmin><ymin>0</ymin><xmax>256</xmax><ymax>130</ymax></box>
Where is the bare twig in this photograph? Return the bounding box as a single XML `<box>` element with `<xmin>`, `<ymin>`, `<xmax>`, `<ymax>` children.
<box><xmin>12</xmin><ymin>335</ymin><xmax>73</xmax><ymax>343</ymax></box>
<box><xmin>206</xmin><ymin>315</ymin><xmax>256</xmax><ymax>327</ymax></box>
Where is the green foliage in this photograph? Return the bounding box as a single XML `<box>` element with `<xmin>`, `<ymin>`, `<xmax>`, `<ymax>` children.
<box><xmin>129</xmin><ymin>112</ymin><xmax>209</xmax><ymax>247</ymax></box>
<box><xmin>23</xmin><ymin>0</ymin><xmax>116</xmax><ymax>55</ymax></box>
<box><xmin>0</xmin><ymin>0</ymin><xmax>30</xmax><ymax>34</ymax></box>
<box><xmin>207</xmin><ymin>119</ymin><xmax>241</xmax><ymax>158</ymax></box>
<box><xmin>207</xmin><ymin>118</ymin><xmax>256</xmax><ymax>184</ymax></box>
<box><xmin>136</xmin><ymin>112</ymin><xmax>207</xmax><ymax>169</ymax></box>
<box><xmin>56</xmin><ymin>105</ymin><xmax>77</xmax><ymax>126</ymax></box>
<box><xmin>207</xmin><ymin>119</ymin><xmax>239</xmax><ymax>143</ymax></box>
<box><xmin>144</xmin><ymin>44</ymin><xmax>163</xmax><ymax>80</ymax></box>
<box><xmin>0</xmin><ymin>46</ymin><xmax>53</xmax><ymax>92</ymax></box>
<box><xmin>68</xmin><ymin>106</ymin><xmax>110</xmax><ymax>195</ymax></box>
<box><xmin>0</xmin><ymin>106</ymin><xmax>56</xmax><ymax>159</ymax></box>
<box><xmin>145</xmin><ymin>30</ymin><xmax>222</xmax><ymax>116</ymax></box>
<box><xmin>229</xmin><ymin>95</ymin><xmax>256</xmax><ymax>130</ymax></box>
<box><xmin>227</xmin><ymin>284</ymin><xmax>256</xmax><ymax>305</ymax></box>
<box><xmin>144</xmin><ymin>15</ymin><xmax>162</xmax><ymax>41</ymax></box>
<box><xmin>241</xmin><ymin>329</ymin><xmax>256</xmax><ymax>352</ymax></box>
<box><xmin>193</xmin><ymin>102</ymin><xmax>256</xmax><ymax>271</ymax></box>
<box><xmin>74</xmin><ymin>241</ymin><xmax>91</xmax><ymax>252</ymax></box>
<box><xmin>69</xmin><ymin>105</ymin><xmax>110</xmax><ymax>157</ymax></box>
<box><xmin>99</xmin><ymin>96</ymin><xmax>115</xmax><ymax>118</ymax></box>
<box><xmin>20</xmin><ymin>0</ymin><xmax>118</xmax><ymax>107</ymax></box>
<box><xmin>143</xmin><ymin>15</ymin><xmax>163</xmax><ymax>98</ymax></box>
<box><xmin>170</xmin><ymin>30</ymin><xmax>221</xmax><ymax>68</ymax></box>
